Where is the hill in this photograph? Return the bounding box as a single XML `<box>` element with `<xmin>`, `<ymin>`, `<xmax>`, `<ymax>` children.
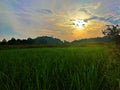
<box><xmin>71</xmin><ymin>37</ymin><xmax>111</xmax><ymax>44</ymax></box>
<box><xmin>35</xmin><ymin>36</ymin><xmax>63</xmax><ymax>44</ymax></box>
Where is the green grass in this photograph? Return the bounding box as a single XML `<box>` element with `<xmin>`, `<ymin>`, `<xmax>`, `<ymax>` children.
<box><xmin>0</xmin><ymin>46</ymin><xmax>119</xmax><ymax>90</ymax></box>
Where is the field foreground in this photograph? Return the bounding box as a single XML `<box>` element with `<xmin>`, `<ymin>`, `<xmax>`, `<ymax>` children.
<box><xmin>0</xmin><ymin>45</ymin><xmax>119</xmax><ymax>90</ymax></box>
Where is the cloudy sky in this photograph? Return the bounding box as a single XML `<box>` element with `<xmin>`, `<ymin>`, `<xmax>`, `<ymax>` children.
<box><xmin>0</xmin><ymin>0</ymin><xmax>120</xmax><ymax>41</ymax></box>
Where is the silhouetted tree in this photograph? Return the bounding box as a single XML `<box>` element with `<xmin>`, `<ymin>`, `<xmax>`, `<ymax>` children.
<box><xmin>8</xmin><ymin>38</ymin><xmax>17</xmax><ymax>45</ymax></box>
<box><xmin>39</xmin><ymin>39</ymin><xmax>47</xmax><ymax>44</ymax></box>
<box><xmin>21</xmin><ymin>39</ymin><xmax>28</xmax><ymax>44</ymax></box>
<box><xmin>102</xmin><ymin>25</ymin><xmax>120</xmax><ymax>44</ymax></box>
<box><xmin>64</xmin><ymin>40</ymin><xmax>69</xmax><ymax>44</ymax></box>
<box><xmin>16</xmin><ymin>39</ymin><xmax>22</xmax><ymax>44</ymax></box>
<box><xmin>0</xmin><ymin>36</ymin><xmax>64</xmax><ymax>45</ymax></box>
<box><xmin>1</xmin><ymin>39</ymin><xmax>7</xmax><ymax>45</ymax></box>
<box><xmin>27</xmin><ymin>38</ymin><xmax>34</xmax><ymax>44</ymax></box>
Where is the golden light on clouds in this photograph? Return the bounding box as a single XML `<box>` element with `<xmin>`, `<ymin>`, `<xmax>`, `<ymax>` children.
<box><xmin>1</xmin><ymin>0</ymin><xmax>119</xmax><ymax>41</ymax></box>
<box><xmin>48</xmin><ymin>15</ymin><xmax>110</xmax><ymax>41</ymax></box>
<box><xmin>74</xmin><ymin>20</ymin><xmax>86</xmax><ymax>29</ymax></box>
<box><xmin>71</xmin><ymin>19</ymin><xmax>110</xmax><ymax>41</ymax></box>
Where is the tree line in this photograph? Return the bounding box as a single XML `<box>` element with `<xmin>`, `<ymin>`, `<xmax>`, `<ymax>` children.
<box><xmin>0</xmin><ymin>36</ymin><xmax>63</xmax><ymax>45</ymax></box>
<box><xmin>1</xmin><ymin>24</ymin><xmax>120</xmax><ymax>45</ymax></box>
<box><xmin>102</xmin><ymin>24</ymin><xmax>120</xmax><ymax>44</ymax></box>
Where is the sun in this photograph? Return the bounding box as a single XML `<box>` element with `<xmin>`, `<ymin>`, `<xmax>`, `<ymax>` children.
<box><xmin>75</xmin><ymin>20</ymin><xmax>86</xmax><ymax>28</ymax></box>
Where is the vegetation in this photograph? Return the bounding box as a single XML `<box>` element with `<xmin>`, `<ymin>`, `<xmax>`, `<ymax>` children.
<box><xmin>0</xmin><ymin>36</ymin><xmax>63</xmax><ymax>45</ymax></box>
<box><xmin>0</xmin><ymin>36</ymin><xmax>112</xmax><ymax>46</ymax></box>
<box><xmin>72</xmin><ymin>37</ymin><xmax>111</xmax><ymax>44</ymax></box>
<box><xmin>0</xmin><ymin>26</ymin><xmax>119</xmax><ymax>90</ymax></box>
<box><xmin>102</xmin><ymin>25</ymin><xmax>120</xmax><ymax>44</ymax></box>
<box><xmin>0</xmin><ymin>45</ymin><xmax>119</xmax><ymax>90</ymax></box>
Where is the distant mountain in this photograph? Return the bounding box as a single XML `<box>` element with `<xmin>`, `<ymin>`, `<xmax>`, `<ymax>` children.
<box><xmin>72</xmin><ymin>37</ymin><xmax>111</xmax><ymax>43</ymax></box>
<box><xmin>35</xmin><ymin>36</ymin><xmax>63</xmax><ymax>44</ymax></box>
<box><xmin>0</xmin><ymin>36</ymin><xmax>112</xmax><ymax>45</ymax></box>
<box><xmin>0</xmin><ymin>36</ymin><xmax>63</xmax><ymax>45</ymax></box>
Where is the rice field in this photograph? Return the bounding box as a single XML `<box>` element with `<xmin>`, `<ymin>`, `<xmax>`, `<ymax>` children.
<box><xmin>0</xmin><ymin>46</ymin><xmax>119</xmax><ymax>90</ymax></box>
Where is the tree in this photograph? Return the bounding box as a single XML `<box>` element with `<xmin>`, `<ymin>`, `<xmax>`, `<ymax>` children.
<box><xmin>1</xmin><ymin>39</ymin><xmax>7</xmax><ymax>45</ymax></box>
<box><xmin>27</xmin><ymin>38</ymin><xmax>34</xmax><ymax>44</ymax></box>
<box><xmin>8</xmin><ymin>38</ymin><xmax>16</xmax><ymax>45</ymax></box>
<box><xmin>102</xmin><ymin>25</ymin><xmax>120</xmax><ymax>43</ymax></box>
<box><xmin>64</xmin><ymin>40</ymin><xmax>69</xmax><ymax>44</ymax></box>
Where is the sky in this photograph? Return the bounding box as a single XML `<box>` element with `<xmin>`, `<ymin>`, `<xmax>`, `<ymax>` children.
<box><xmin>0</xmin><ymin>0</ymin><xmax>120</xmax><ymax>41</ymax></box>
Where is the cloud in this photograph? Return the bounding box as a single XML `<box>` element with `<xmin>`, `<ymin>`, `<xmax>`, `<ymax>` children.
<box><xmin>72</xmin><ymin>19</ymin><xmax>110</xmax><ymax>40</ymax></box>
<box><xmin>36</xmin><ymin>9</ymin><xmax>53</xmax><ymax>14</ymax></box>
<box><xmin>1</xmin><ymin>0</ymin><xmax>120</xmax><ymax>41</ymax></box>
<box><xmin>78</xmin><ymin>0</ymin><xmax>120</xmax><ymax>25</ymax></box>
<box><xmin>79</xmin><ymin>8</ymin><xmax>91</xmax><ymax>16</ymax></box>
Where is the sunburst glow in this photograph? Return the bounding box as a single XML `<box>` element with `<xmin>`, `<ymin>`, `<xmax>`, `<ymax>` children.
<box><xmin>0</xmin><ymin>0</ymin><xmax>119</xmax><ymax>41</ymax></box>
<box><xmin>75</xmin><ymin>20</ymin><xmax>86</xmax><ymax>28</ymax></box>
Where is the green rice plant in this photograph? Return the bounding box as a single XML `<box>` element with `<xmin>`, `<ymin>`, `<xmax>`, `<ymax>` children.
<box><xmin>0</xmin><ymin>46</ymin><xmax>118</xmax><ymax>90</ymax></box>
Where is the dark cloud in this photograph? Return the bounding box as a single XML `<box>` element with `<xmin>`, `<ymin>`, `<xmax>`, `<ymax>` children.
<box><xmin>79</xmin><ymin>8</ymin><xmax>92</xmax><ymax>15</ymax></box>
<box><xmin>84</xmin><ymin>15</ymin><xmax>120</xmax><ymax>24</ymax></box>
<box><xmin>84</xmin><ymin>16</ymin><xmax>104</xmax><ymax>21</ymax></box>
<box><xmin>37</xmin><ymin>9</ymin><xmax>53</xmax><ymax>14</ymax></box>
<box><xmin>16</xmin><ymin>13</ymin><xmax>31</xmax><ymax>17</ymax></box>
<box><xmin>83</xmin><ymin>15</ymin><xmax>114</xmax><ymax>24</ymax></box>
<box><xmin>107</xmin><ymin>19</ymin><xmax>120</xmax><ymax>25</ymax></box>
<box><xmin>70</xmin><ymin>19</ymin><xmax>76</xmax><ymax>21</ymax></box>
<box><xmin>69</xmin><ymin>23</ymin><xmax>75</xmax><ymax>25</ymax></box>
<box><xmin>79</xmin><ymin>8</ymin><xmax>106</xmax><ymax>22</ymax></box>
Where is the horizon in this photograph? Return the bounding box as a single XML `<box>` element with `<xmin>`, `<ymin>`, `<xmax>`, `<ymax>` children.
<box><xmin>0</xmin><ymin>35</ymin><xmax>105</xmax><ymax>42</ymax></box>
<box><xmin>0</xmin><ymin>0</ymin><xmax>120</xmax><ymax>41</ymax></box>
